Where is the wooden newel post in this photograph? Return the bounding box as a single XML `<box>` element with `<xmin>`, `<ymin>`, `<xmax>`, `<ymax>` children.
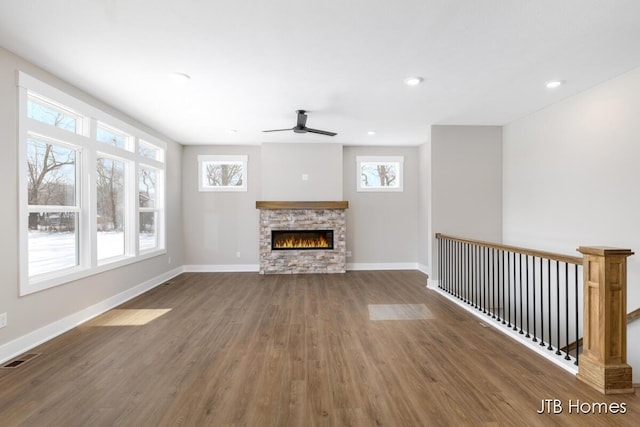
<box><xmin>576</xmin><ymin>246</ymin><xmax>634</xmax><ymax>394</ymax></box>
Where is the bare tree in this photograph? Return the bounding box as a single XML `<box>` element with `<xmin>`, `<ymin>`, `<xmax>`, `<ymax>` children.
<box><xmin>139</xmin><ymin>169</ymin><xmax>156</xmax><ymax>208</ymax></box>
<box><xmin>27</xmin><ymin>141</ymin><xmax>75</xmax><ymax>229</ymax></box>
<box><xmin>96</xmin><ymin>158</ymin><xmax>124</xmax><ymax>231</ymax></box>
<box><xmin>361</xmin><ymin>163</ymin><xmax>397</xmax><ymax>187</ymax></box>
<box><xmin>206</xmin><ymin>163</ymin><xmax>242</xmax><ymax>186</ymax></box>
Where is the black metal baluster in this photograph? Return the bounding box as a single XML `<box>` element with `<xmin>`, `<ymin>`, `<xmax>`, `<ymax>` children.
<box><xmin>556</xmin><ymin>261</ymin><xmax>562</xmax><ymax>356</ymax></box>
<box><xmin>483</xmin><ymin>247</ymin><xmax>488</xmax><ymax>314</ymax></box>
<box><xmin>564</xmin><ymin>263</ymin><xmax>571</xmax><ymax>360</ymax></box>
<box><xmin>540</xmin><ymin>257</ymin><xmax>546</xmax><ymax>347</ymax></box>
<box><xmin>473</xmin><ymin>244</ymin><xmax>477</xmax><ymax>307</ymax></box>
<box><xmin>513</xmin><ymin>252</ymin><xmax>518</xmax><ymax>331</ymax></box>
<box><xmin>525</xmin><ymin>254</ymin><xmax>530</xmax><ymax>337</ymax></box>
<box><xmin>575</xmin><ymin>264</ymin><xmax>579</xmax><ymax>365</ymax></box>
<box><xmin>532</xmin><ymin>256</ymin><xmax>537</xmax><ymax>342</ymax></box>
<box><xmin>519</xmin><ymin>253</ymin><xmax>524</xmax><ymax>334</ymax></box>
<box><xmin>497</xmin><ymin>250</ymin><xmax>503</xmax><ymax>323</ymax></box>
<box><xmin>446</xmin><ymin>239</ymin><xmax>449</xmax><ymax>292</ymax></box>
<box><xmin>437</xmin><ymin>238</ymin><xmax>441</xmax><ymax>288</ymax></box>
<box><xmin>467</xmin><ymin>243</ymin><xmax>471</xmax><ymax>304</ymax></box>
<box><xmin>547</xmin><ymin>259</ymin><xmax>553</xmax><ymax>351</ymax></box>
<box><xmin>507</xmin><ymin>251</ymin><xmax>511</xmax><ymax>327</ymax></box>
<box><xmin>491</xmin><ymin>248</ymin><xmax>496</xmax><ymax>318</ymax></box>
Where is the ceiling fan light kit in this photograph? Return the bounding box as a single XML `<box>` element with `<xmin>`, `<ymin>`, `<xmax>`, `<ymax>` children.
<box><xmin>263</xmin><ymin>110</ymin><xmax>337</xmax><ymax>137</ymax></box>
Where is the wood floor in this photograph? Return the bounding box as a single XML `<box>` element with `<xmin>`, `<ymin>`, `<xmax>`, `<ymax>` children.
<box><xmin>1</xmin><ymin>271</ymin><xmax>638</xmax><ymax>426</ymax></box>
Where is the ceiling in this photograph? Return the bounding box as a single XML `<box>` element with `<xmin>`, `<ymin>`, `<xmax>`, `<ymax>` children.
<box><xmin>1</xmin><ymin>0</ymin><xmax>640</xmax><ymax>146</ymax></box>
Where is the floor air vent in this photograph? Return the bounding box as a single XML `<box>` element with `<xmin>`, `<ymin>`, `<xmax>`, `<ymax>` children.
<box><xmin>2</xmin><ymin>353</ymin><xmax>40</xmax><ymax>369</ymax></box>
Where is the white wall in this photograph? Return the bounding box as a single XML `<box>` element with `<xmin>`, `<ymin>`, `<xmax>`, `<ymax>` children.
<box><xmin>343</xmin><ymin>146</ymin><xmax>420</xmax><ymax>269</ymax></box>
<box><xmin>418</xmin><ymin>142</ymin><xmax>430</xmax><ymax>272</ymax></box>
<box><xmin>430</xmin><ymin>125</ymin><xmax>503</xmax><ymax>280</ymax></box>
<box><xmin>0</xmin><ymin>48</ymin><xmax>183</xmax><ymax>359</ymax></box>
<box><xmin>182</xmin><ymin>145</ymin><xmax>261</xmax><ymax>269</ymax></box>
<box><xmin>503</xmin><ymin>65</ymin><xmax>640</xmax><ymax>383</ymax></box>
<box><xmin>261</xmin><ymin>143</ymin><xmax>343</xmax><ymax>201</ymax></box>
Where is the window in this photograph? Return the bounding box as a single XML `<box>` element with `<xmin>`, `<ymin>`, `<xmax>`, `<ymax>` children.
<box><xmin>96</xmin><ymin>156</ymin><xmax>126</xmax><ymax>261</ymax></box>
<box><xmin>356</xmin><ymin>156</ymin><xmax>404</xmax><ymax>192</ymax></box>
<box><xmin>27</xmin><ymin>138</ymin><xmax>80</xmax><ymax>276</ymax></box>
<box><xmin>18</xmin><ymin>72</ymin><xmax>166</xmax><ymax>295</ymax></box>
<box><xmin>139</xmin><ymin>166</ymin><xmax>161</xmax><ymax>251</ymax></box>
<box><xmin>139</xmin><ymin>140</ymin><xmax>163</xmax><ymax>162</ymax></box>
<box><xmin>198</xmin><ymin>155</ymin><xmax>248</xmax><ymax>192</ymax></box>
<box><xmin>27</xmin><ymin>93</ymin><xmax>83</xmax><ymax>134</ymax></box>
<box><xmin>97</xmin><ymin>123</ymin><xmax>130</xmax><ymax>150</ymax></box>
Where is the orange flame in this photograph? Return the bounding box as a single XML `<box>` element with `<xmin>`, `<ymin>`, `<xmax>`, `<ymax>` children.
<box><xmin>274</xmin><ymin>235</ymin><xmax>330</xmax><ymax>249</ymax></box>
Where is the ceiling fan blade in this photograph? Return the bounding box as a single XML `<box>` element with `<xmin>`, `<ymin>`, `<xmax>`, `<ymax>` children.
<box><xmin>262</xmin><ymin>128</ymin><xmax>293</xmax><ymax>133</ymax></box>
<box><xmin>305</xmin><ymin>127</ymin><xmax>337</xmax><ymax>137</ymax></box>
<box><xmin>296</xmin><ymin>110</ymin><xmax>308</xmax><ymax>127</ymax></box>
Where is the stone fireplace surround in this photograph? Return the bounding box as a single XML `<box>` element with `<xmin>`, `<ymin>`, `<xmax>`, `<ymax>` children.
<box><xmin>256</xmin><ymin>201</ymin><xmax>348</xmax><ymax>274</ymax></box>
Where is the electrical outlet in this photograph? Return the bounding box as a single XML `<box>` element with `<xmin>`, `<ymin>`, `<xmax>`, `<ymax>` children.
<box><xmin>0</xmin><ymin>313</ymin><xmax>7</xmax><ymax>328</ymax></box>
<box><xmin>346</xmin><ymin>250</ymin><xmax>352</xmax><ymax>257</ymax></box>
<box><xmin>302</xmin><ymin>174</ymin><xmax>309</xmax><ymax>181</ymax></box>
<box><xmin>236</xmin><ymin>251</ymin><xmax>241</xmax><ymax>258</ymax></box>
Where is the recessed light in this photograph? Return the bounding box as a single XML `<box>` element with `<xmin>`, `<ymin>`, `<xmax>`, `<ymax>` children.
<box><xmin>404</xmin><ymin>76</ymin><xmax>424</xmax><ymax>86</ymax></box>
<box><xmin>170</xmin><ymin>72</ymin><xmax>191</xmax><ymax>83</ymax></box>
<box><xmin>545</xmin><ymin>80</ymin><xmax>564</xmax><ymax>89</ymax></box>
<box><xmin>225</xmin><ymin>129</ymin><xmax>238</xmax><ymax>134</ymax></box>
<box><xmin>367</xmin><ymin>131</ymin><xmax>376</xmax><ymax>136</ymax></box>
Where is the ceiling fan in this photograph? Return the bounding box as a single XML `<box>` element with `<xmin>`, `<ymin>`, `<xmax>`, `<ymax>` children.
<box><xmin>263</xmin><ymin>110</ymin><xmax>337</xmax><ymax>136</ymax></box>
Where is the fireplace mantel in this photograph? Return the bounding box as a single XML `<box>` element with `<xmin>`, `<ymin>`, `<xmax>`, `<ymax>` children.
<box><xmin>256</xmin><ymin>201</ymin><xmax>349</xmax><ymax>210</ymax></box>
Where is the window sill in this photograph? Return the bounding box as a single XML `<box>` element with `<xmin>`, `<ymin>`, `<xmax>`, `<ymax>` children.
<box><xmin>21</xmin><ymin>248</ymin><xmax>167</xmax><ymax>296</ymax></box>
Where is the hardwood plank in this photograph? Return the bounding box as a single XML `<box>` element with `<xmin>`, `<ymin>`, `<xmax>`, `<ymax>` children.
<box><xmin>0</xmin><ymin>271</ymin><xmax>638</xmax><ymax>426</ymax></box>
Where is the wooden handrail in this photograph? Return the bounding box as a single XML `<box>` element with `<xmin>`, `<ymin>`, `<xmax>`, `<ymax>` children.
<box><xmin>628</xmin><ymin>307</ymin><xmax>640</xmax><ymax>324</ymax></box>
<box><xmin>435</xmin><ymin>233</ymin><xmax>583</xmax><ymax>265</ymax></box>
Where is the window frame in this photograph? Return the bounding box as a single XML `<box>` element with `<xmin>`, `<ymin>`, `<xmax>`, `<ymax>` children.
<box><xmin>197</xmin><ymin>155</ymin><xmax>248</xmax><ymax>192</ymax></box>
<box><xmin>356</xmin><ymin>155</ymin><xmax>404</xmax><ymax>192</ymax></box>
<box><xmin>18</xmin><ymin>72</ymin><xmax>167</xmax><ymax>296</ymax></box>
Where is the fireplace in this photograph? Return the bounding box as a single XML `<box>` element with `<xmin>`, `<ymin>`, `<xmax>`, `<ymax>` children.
<box><xmin>256</xmin><ymin>201</ymin><xmax>348</xmax><ymax>274</ymax></box>
<box><xmin>272</xmin><ymin>230</ymin><xmax>334</xmax><ymax>250</ymax></box>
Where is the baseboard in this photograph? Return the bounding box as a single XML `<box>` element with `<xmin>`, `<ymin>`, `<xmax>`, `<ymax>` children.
<box><xmin>417</xmin><ymin>263</ymin><xmax>430</xmax><ymax>276</ymax></box>
<box><xmin>346</xmin><ymin>262</ymin><xmax>419</xmax><ymax>271</ymax></box>
<box><xmin>0</xmin><ymin>266</ymin><xmax>184</xmax><ymax>366</ymax></box>
<box><xmin>426</xmin><ymin>279</ymin><xmax>440</xmax><ymax>290</ymax></box>
<box><xmin>183</xmin><ymin>264</ymin><xmax>259</xmax><ymax>272</ymax></box>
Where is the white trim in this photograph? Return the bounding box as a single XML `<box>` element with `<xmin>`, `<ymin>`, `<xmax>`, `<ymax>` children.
<box><xmin>356</xmin><ymin>155</ymin><xmax>404</xmax><ymax>192</ymax></box>
<box><xmin>0</xmin><ymin>266</ymin><xmax>184</xmax><ymax>367</ymax></box>
<box><xmin>183</xmin><ymin>264</ymin><xmax>260</xmax><ymax>272</ymax></box>
<box><xmin>429</xmin><ymin>285</ymin><xmax>579</xmax><ymax>375</ymax></box>
<box><xmin>346</xmin><ymin>262</ymin><xmax>419</xmax><ymax>271</ymax></box>
<box><xmin>417</xmin><ymin>263</ymin><xmax>430</xmax><ymax>276</ymax></box>
<box><xmin>426</xmin><ymin>279</ymin><xmax>440</xmax><ymax>290</ymax></box>
<box><xmin>197</xmin><ymin>155</ymin><xmax>248</xmax><ymax>192</ymax></box>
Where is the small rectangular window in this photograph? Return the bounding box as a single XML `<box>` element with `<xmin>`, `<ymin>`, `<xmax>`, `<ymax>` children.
<box><xmin>97</xmin><ymin>123</ymin><xmax>130</xmax><ymax>150</ymax></box>
<box><xmin>27</xmin><ymin>94</ymin><xmax>80</xmax><ymax>134</ymax></box>
<box><xmin>138</xmin><ymin>140</ymin><xmax>163</xmax><ymax>162</ymax></box>
<box><xmin>356</xmin><ymin>156</ymin><xmax>404</xmax><ymax>192</ymax></box>
<box><xmin>198</xmin><ymin>155</ymin><xmax>248</xmax><ymax>192</ymax></box>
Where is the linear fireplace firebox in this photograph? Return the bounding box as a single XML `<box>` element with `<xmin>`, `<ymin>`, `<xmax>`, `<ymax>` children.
<box><xmin>271</xmin><ymin>229</ymin><xmax>334</xmax><ymax>250</ymax></box>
